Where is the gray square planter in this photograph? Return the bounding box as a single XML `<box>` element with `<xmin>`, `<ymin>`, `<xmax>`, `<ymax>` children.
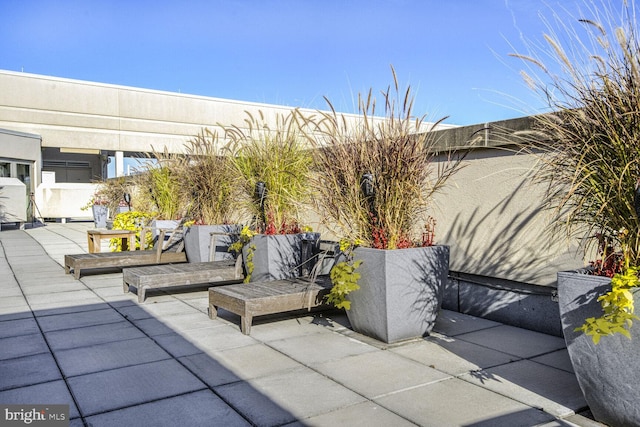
<box><xmin>346</xmin><ymin>245</ymin><xmax>449</xmax><ymax>343</ymax></box>
<box><xmin>558</xmin><ymin>270</ymin><xmax>640</xmax><ymax>427</ymax></box>
<box><xmin>183</xmin><ymin>224</ymin><xmax>240</xmax><ymax>262</ymax></box>
<box><xmin>244</xmin><ymin>234</ymin><xmax>303</xmax><ymax>282</ymax></box>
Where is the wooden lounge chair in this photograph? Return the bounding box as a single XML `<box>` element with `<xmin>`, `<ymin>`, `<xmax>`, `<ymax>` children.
<box><xmin>208</xmin><ymin>276</ymin><xmax>332</xmax><ymax>335</ymax></box>
<box><xmin>64</xmin><ymin>227</ymin><xmax>186</xmax><ymax>279</ymax></box>
<box><xmin>207</xmin><ymin>240</ymin><xmax>338</xmax><ymax>335</ymax></box>
<box><xmin>122</xmin><ymin>231</ymin><xmax>243</xmax><ymax>302</ymax></box>
<box><xmin>123</xmin><ymin>258</ymin><xmax>243</xmax><ymax>303</ymax></box>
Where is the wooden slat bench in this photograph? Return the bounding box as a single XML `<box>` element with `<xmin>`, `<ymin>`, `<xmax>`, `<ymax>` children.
<box><xmin>65</xmin><ymin>227</ymin><xmax>186</xmax><ymax>279</ymax></box>
<box><xmin>123</xmin><ymin>259</ymin><xmax>243</xmax><ymax>303</ymax></box>
<box><xmin>208</xmin><ymin>277</ymin><xmax>332</xmax><ymax>335</ymax></box>
<box><xmin>65</xmin><ymin>250</ymin><xmax>187</xmax><ymax>280</ymax></box>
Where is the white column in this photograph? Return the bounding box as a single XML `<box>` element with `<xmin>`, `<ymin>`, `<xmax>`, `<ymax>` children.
<box><xmin>115</xmin><ymin>151</ymin><xmax>124</xmax><ymax>177</ymax></box>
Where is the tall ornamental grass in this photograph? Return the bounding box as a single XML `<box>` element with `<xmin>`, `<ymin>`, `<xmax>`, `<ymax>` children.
<box><xmin>133</xmin><ymin>149</ymin><xmax>186</xmax><ymax>220</ymax></box>
<box><xmin>223</xmin><ymin>110</ymin><xmax>313</xmax><ymax>233</ymax></box>
<box><xmin>180</xmin><ymin>128</ymin><xmax>237</xmax><ymax>225</ymax></box>
<box><xmin>512</xmin><ymin>0</ymin><xmax>640</xmax><ymax>270</ymax></box>
<box><xmin>305</xmin><ymin>69</ymin><xmax>467</xmax><ymax>249</ymax></box>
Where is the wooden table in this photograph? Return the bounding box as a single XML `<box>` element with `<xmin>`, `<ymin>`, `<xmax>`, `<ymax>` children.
<box><xmin>87</xmin><ymin>229</ymin><xmax>137</xmax><ymax>253</ymax></box>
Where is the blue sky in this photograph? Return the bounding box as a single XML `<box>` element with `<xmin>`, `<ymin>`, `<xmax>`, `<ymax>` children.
<box><xmin>0</xmin><ymin>0</ymin><xmax>598</xmax><ymax>125</ymax></box>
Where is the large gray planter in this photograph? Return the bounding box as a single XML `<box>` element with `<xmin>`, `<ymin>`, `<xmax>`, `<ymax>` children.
<box><xmin>184</xmin><ymin>224</ymin><xmax>240</xmax><ymax>262</ymax></box>
<box><xmin>243</xmin><ymin>234</ymin><xmax>303</xmax><ymax>282</ymax></box>
<box><xmin>346</xmin><ymin>245</ymin><xmax>449</xmax><ymax>343</ymax></box>
<box><xmin>557</xmin><ymin>270</ymin><xmax>640</xmax><ymax>427</ymax></box>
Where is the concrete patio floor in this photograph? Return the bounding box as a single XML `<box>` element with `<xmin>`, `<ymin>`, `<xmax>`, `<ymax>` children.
<box><xmin>0</xmin><ymin>222</ymin><xmax>606</xmax><ymax>427</ymax></box>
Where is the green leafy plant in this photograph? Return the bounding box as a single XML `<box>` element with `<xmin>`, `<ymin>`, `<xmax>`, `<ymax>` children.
<box><xmin>327</xmin><ymin>239</ymin><xmax>363</xmax><ymax>309</ymax></box>
<box><xmin>304</xmin><ymin>68</ymin><xmax>469</xmax><ymax>249</ymax></box>
<box><xmin>228</xmin><ymin>225</ymin><xmax>257</xmax><ymax>283</ymax></box>
<box><xmin>109</xmin><ymin>210</ymin><xmax>154</xmax><ymax>251</ymax></box>
<box><xmin>222</xmin><ymin>109</ymin><xmax>313</xmax><ymax>233</ymax></box>
<box><xmin>133</xmin><ymin>149</ymin><xmax>186</xmax><ymax>220</ymax></box>
<box><xmin>510</xmin><ymin>2</ymin><xmax>640</xmax><ymax>341</ymax></box>
<box><xmin>577</xmin><ymin>266</ymin><xmax>640</xmax><ymax>344</ymax></box>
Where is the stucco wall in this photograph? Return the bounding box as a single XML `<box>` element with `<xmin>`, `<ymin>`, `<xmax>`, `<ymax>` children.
<box><xmin>430</xmin><ymin>147</ymin><xmax>584</xmax><ymax>286</ymax></box>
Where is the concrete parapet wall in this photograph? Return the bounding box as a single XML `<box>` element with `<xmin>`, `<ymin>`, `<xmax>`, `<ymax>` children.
<box><xmin>443</xmin><ymin>272</ymin><xmax>562</xmax><ymax>336</ymax></box>
<box><xmin>34</xmin><ymin>183</ymin><xmax>97</xmax><ymax>220</ymax></box>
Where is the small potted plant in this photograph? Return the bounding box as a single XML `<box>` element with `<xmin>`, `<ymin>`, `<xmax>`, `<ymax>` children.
<box><xmin>513</xmin><ymin>2</ymin><xmax>640</xmax><ymax>425</ymax></box>
<box><xmin>304</xmin><ymin>69</ymin><xmax>469</xmax><ymax>343</ymax></box>
<box><xmin>82</xmin><ymin>190</ymin><xmax>109</xmax><ymax>228</ymax></box>
<box><xmin>223</xmin><ymin>109</ymin><xmax>316</xmax><ymax>282</ymax></box>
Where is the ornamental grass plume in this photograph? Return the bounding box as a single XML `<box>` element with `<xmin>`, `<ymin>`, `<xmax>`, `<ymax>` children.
<box><xmin>511</xmin><ymin>0</ymin><xmax>640</xmax><ymax>269</ymax></box>
<box><xmin>132</xmin><ymin>148</ymin><xmax>187</xmax><ymax>220</ymax></box>
<box><xmin>222</xmin><ymin>109</ymin><xmax>313</xmax><ymax>233</ymax></box>
<box><xmin>179</xmin><ymin>128</ymin><xmax>238</xmax><ymax>225</ymax></box>
<box><xmin>303</xmin><ymin>68</ymin><xmax>468</xmax><ymax>249</ymax></box>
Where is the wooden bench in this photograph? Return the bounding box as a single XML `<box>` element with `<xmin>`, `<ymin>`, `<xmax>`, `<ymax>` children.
<box><xmin>208</xmin><ymin>277</ymin><xmax>332</xmax><ymax>335</ymax></box>
<box><xmin>123</xmin><ymin>259</ymin><xmax>243</xmax><ymax>303</ymax></box>
<box><xmin>65</xmin><ymin>250</ymin><xmax>187</xmax><ymax>280</ymax></box>
<box><xmin>65</xmin><ymin>227</ymin><xmax>186</xmax><ymax>279</ymax></box>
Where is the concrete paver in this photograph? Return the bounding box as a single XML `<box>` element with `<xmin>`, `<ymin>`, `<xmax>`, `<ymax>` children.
<box><xmin>84</xmin><ymin>390</ymin><xmax>250</xmax><ymax>427</ymax></box>
<box><xmin>45</xmin><ymin>321</ymin><xmax>147</xmax><ymax>351</ymax></box>
<box><xmin>314</xmin><ymin>350</ymin><xmax>450</xmax><ymax>399</ymax></box>
<box><xmin>215</xmin><ymin>366</ymin><xmax>366</xmax><ymax>426</ymax></box>
<box><xmin>267</xmin><ymin>329</ymin><xmax>377</xmax><ymax>364</ymax></box>
<box><xmin>390</xmin><ymin>334</ymin><xmax>518</xmax><ymax>376</ymax></box>
<box><xmin>0</xmin><ymin>353</ymin><xmax>62</xmax><ymax>391</ymax></box>
<box><xmin>283</xmin><ymin>401</ymin><xmax>418</xmax><ymax>427</ymax></box>
<box><xmin>55</xmin><ymin>337</ymin><xmax>172</xmax><ymax>377</ymax></box>
<box><xmin>67</xmin><ymin>359</ymin><xmax>206</xmax><ymax>416</ymax></box>
<box><xmin>0</xmin><ymin>333</ymin><xmax>49</xmax><ymax>360</ymax></box>
<box><xmin>375</xmin><ymin>377</ymin><xmax>555</xmax><ymax>426</ymax></box>
<box><xmin>36</xmin><ymin>307</ymin><xmax>123</xmax><ymax>332</ymax></box>
<box><xmin>0</xmin><ymin>223</ymin><xmax>605</xmax><ymax>426</ymax></box>
<box><xmin>0</xmin><ymin>380</ymin><xmax>80</xmax><ymax>419</ymax></box>
<box><xmin>0</xmin><ymin>317</ymin><xmax>39</xmax><ymax>338</ymax></box>
<box><xmin>460</xmin><ymin>359</ymin><xmax>587</xmax><ymax>418</ymax></box>
<box><xmin>455</xmin><ymin>324</ymin><xmax>567</xmax><ymax>358</ymax></box>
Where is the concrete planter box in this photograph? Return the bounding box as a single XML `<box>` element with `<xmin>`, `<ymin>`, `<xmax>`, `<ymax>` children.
<box><xmin>244</xmin><ymin>234</ymin><xmax>303</xmax><ymax>282</ymax></box>
<box><xmin>558</xmin><ymin>270</ymin><xmax>640</xmax><ymax>427</ymax></box>
<box><xmin>184</xmin><ymin>224</ymin><xmax>240</xmax><ymax>262</ymax></box>
<box><xmin>347</xmin><ymin>245</ymin><xmax>449</xmax><ymax>343</ymax></box>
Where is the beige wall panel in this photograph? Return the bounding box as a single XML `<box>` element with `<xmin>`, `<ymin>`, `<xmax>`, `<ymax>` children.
<box><xmin>116</xmin><ymin>87</ymin><xmax>296</xmax><ymax>128</ymax></box>
<box><xmin>118</xmin><ymin>132</ymin><xmax>189</xmax><ymax>153</ymax></box>
<box><xmin>430</xmin><ymin>148</ymin><xmax>584</xmax><ymax>286</ymax></box>
<box><xmin>0</xmin><ymin>73</ymin><xmax>120</xmax><ymax>116</ymax></box>
<box><xmin>116</xmin><ymin>116</ymin><xmax>204</xmax><ymax>138</ymax></box>
<box><xmin>0</xmin><ymin>106</ymin><xmax>121</xmax><ymax>130</ymax></box>
<box><xmin>0</xmin><ymin>129</ymin><xmax>41</xmax><ymax>161</ymax></box>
